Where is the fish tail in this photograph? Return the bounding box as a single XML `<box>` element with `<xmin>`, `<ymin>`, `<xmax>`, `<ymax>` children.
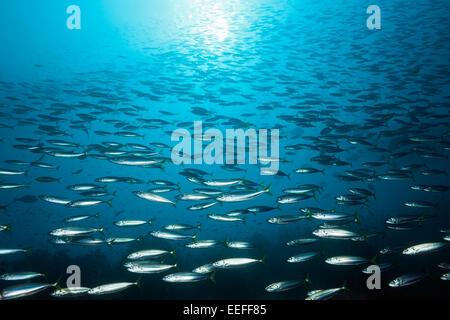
<box><xmin>303</xmin><ymin>273</ymin><xmax>312</xmax><ymax>287</ymax></box>
<box><xmin>107</xmin><ymin>239</ymin><xmax>115</xmax><ymax>249</ymax></box>
<box><xmin>210</xmin><ymin>271</ymin><xmax>216</xmax><ymax>284</ymax></box>
<box><xmin>260</xmin><ymin>254</ymin><xmax>267</xmax><ymax>264</ymax></box>
<box><xmin>135</xmin><ymin>276</ymin><xmax>143</xmax><ymax>288</ymax></box>
<box><xmin>342</xmin><ymin>280</ymin><xmax>350</xmax><ymax>292</ymax></box>
<box><xmin>53</xmin><ymin>276</ymin><xmax>62</xmax><ymax>289</ymax></box>
<box><xmin>354</xmin><ymin>211</ymin><xmax>361</xmax><ymax>224</ymax></box>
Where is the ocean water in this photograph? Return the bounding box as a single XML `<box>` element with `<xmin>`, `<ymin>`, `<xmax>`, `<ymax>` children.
<box><xmin>0</xmin><ymin>0</ymin><xmax>449</xmax><ymax>300</ymax></box>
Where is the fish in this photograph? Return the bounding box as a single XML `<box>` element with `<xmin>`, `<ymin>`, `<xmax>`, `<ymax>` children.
<box><xmin>66</xmin><ymin>198</ymin><xmax>112</xmax><ymax>208</ymax></box>
<box><xmin>267</xmin><ymin>215</ymin><xmax>307</xmax><ymax>224</ymax></box>
<box><xmin>216</xmin><ymin>185</ymin><xmax>271</xmax><ymax>202</ymax></box>
<box><xmin>185</xmin><ymin>240</ymin><xmax>220</xmax><ymax>248</ymax></box>
<box><xmin>127</xmin><ymin>249</ymin><xmax>175</xmax><ymax>260</ymax></box>
<box><xmin>0</xmin><ymin>248</ymin><xmax>30</xmax><ymax>255</ymax></box>
<box><xmin>114</xmin><ymin>220</ymin><xmax>153</xmax><ymax>227</ymax></box>
<box><xmin>150</xmin><ymin>231</ymin><xmax>198</xmax><ymax>241</ymax></box>
<box><xmin>40</xmin><ymin>195</ymin><xmax>71</xmax><ymax>205</ymax></box>
<box><xmin>63</xmin><ymin>213</ymin><xmax>100</xmax><ymax>223</ymax></box>
<box><xmin>265</xmin><ymin>280</ymin><xmax>303</xmax><ymax>292</ymax></box>
<box><xmin>51</xmin><ymin>287</ymin><xmax>91</xmax><ymax>297</ymax></box>
<box><xmin>49</xmin><ymin>227</ymin><xmax>104</xmax><ymax>237</ymax></box>
<box><xmin>133</xmin><ymin>191</ymin><xmax>176</xmax><ymax>205</ymax></box>
<box><xmin>225</xmin><ymin>241</ymin><xmax>259</xmax><ymax>249</ymax></box>
<box><xmin>325</xmin><ymin>256</ymin><xmax>374</xmax><ymax>266</ymax></box>
<box><xmin>312</xmin><ymin>228</ymin><xmax>360</xmax><ymax>240</ymax></box>
<box><xmin>212</xmin><ymin>256</ymin><xmax>266</xmax><ymax>269</ymax></box>
<box><xmin>305</xmin><ymin>283</ymin><xmax>347</xmax><ymax>300</ymax></box>
<box><xmin>1</xmin><ymin>281</ymin><xmax>59</xmax><ymax>300</ymax></box>
<box><xmin>88</xmin><ymin>280</ymin><xmax>140</xmax><ymax>295</ymax></box>
<box><xmin>441</xmin><ymin>273</ymin><xmax>450</xmax><ymax>281</ymax></box>
<box><xmin>162</xmin><ymin>272</ymin><xmax>215</xmax><ymax>283</ymax></box>
<box><xmin>208</xmin><ymin>214</ymin><xmax>246</xmax><ymax>224</ymax></box>
<box><xmin>0</xmin><ymin>168</ymin><xmax>28</xmax><ymax>175</ymax></box>
<box><xmin>126</xmin><ymin>262</ymin><xmax>177</xmax><ymax>274</ymax></box>
<box><xmin>389</xmin><ymin>273</ymin><xmax>427</xmax><ymax>287</ymax></box>
<box><xmin>0</xmin><ymin>272</ymin><xmax>45</xmax><ymax>281</ymax></box>
<box><xmin>286</xmin><ymin>238</ymin><xmax>318</xmax><ymax>246</ymax></box>
<box><xmin>402</xmin><ymin>242</ymin><xmax>447</xmax><ymax>255</ymax></box>
<box><xmin>287</xmin><ymin>252</ymin><xmax>319</xmax><ymax>263</ymax></box>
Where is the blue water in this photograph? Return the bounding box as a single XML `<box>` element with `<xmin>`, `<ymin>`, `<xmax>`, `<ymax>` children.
<box><xmin>0</xmin><ymin>0</ymin><xmax>449</xmax><ymax>299</ymax></box>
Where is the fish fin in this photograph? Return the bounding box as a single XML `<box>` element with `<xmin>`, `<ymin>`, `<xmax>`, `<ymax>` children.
<box><xmin>370</xmin><ymin>255</ymin><xmax>378</xmax><ymax>265</ymax></box>
<box><xmin>98</xmin><ymin>226</ymin><xmax>105</xmax><ymax>235</ymax></box>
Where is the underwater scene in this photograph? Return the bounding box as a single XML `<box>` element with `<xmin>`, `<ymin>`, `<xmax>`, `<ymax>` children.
<box><xmin>0</xmin><ymin>0</ymin><xmax>449</xmax><ymax>301</ymax></box>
